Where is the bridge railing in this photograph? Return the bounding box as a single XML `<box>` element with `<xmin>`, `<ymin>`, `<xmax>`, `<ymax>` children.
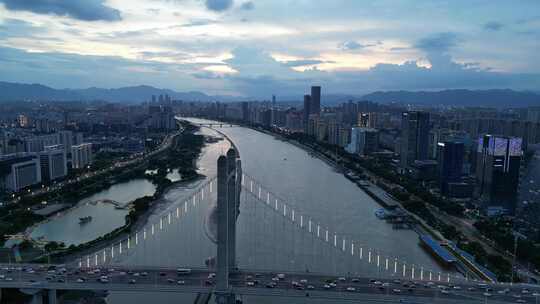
<box><xmin>77</xmin><ymin>176</ymin><xmax>217</xmax><ymax>269</ymax></box>
<box><xmin>240</xmin><ymin>172</ymin><xmax>482</xmax><ymax>285</ymax></box>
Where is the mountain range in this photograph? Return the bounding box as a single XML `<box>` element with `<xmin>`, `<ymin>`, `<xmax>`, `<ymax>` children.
<box><xmin>0</xmin><ymin>82</ymin><xmax>229</xmax><ymax>103</ymax></box>
<box><xmin>0</xmin><ymin>81</ymin><xmax>539</xmax><ymax>108</ymax></box>
<box><xmin>362</xmin><ymin>89</ymin><xmax>540</xmax><ymax>108</ymax></box>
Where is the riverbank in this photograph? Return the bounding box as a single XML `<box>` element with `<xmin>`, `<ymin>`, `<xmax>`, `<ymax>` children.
<box><xmin>191</xmin><ymin>118</ymin><xmax>500</xmax><ymax>281</ymax></box>
<box><xmin>14</xmin><ymin>122</ymin><xmax>205</xmax><ymax>263</ymax></box>
<box><xmin>46</xmin><ymin>122</ymin><xmax>206</xmax><ymax>263</ymax></box>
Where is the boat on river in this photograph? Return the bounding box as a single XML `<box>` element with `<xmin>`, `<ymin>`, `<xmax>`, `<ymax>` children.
<box><xmin>79</xmin><ymin>216</ymin><xmax>92</xmax><ymax>224</ymax></box>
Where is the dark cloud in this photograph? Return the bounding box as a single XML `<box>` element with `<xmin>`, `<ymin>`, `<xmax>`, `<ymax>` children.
<box><xmin>484</xmin><ymin>21</ymin><xmax>504</xmax><ymax>31</ymax></box>
<box><xmin>240</xmin><ymin>1</ymin><xmax>254</xmax><ymax>10</ymax></box>
<box><xmin>282</xmin><ymin>59</ymin><xmax>326</xmax><ymax>67</ymax></box>
<box><xmin>415</xmin><ymin>32</ymin><xmax>460</xmax><ymax>53</ymax></box>
<box><xmin>192</xmin><ymin>71</ymin><xmax>223</xmax><ymax>79</ymax></box>
<box><xmin>0</xmin><ymin>0</ymin><xmax>121</xmax><ymax>21</ymax></box>
<box><xmin>339</xmin><ymin>41</ymin><xmax>364</xmax><ymax>50</ymax></box>
<box><xmin>390</xmin><ymin>47</ymin><xmax>410</xmax><ymax>51</ymax></box>
<box><xmin>339</xmin><ymin>40</ymin><xmax>380</xmax><ymax>51</ymax></box>
<box><xmin>415</xmin><ymin>32</ymin><xmax>463</xmax><ymax>70</ymax></box>
<box><xmin>205</xmin><ymin>0</ymin><xmax>233</xmax><ymax>12</ymax></box>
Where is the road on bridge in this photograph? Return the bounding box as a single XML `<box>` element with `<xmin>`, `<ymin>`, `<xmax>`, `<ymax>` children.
<box><xmin>0</xmin><ymin>265</ymin><xmax>538</xmax><ymax>303</ymax></box>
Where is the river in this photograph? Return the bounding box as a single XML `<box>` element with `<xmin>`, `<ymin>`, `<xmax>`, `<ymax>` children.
<box><xmin>105</xmin><ymin>120</ymin><xmax>447</xmax><ymax>304</ymax></box>
<box><xmin>30</xmin><ymin>179</ymin><xmax>157</xmax><ymax>246</ymax></box>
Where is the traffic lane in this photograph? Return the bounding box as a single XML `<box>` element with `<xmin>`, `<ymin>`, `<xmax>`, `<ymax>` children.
<box><xmin>2</xmin><ymin>272</ymin><xmax>534</xmax><ymax>303</ymax></box>
<box><xmin>3</xmin><ymin>268</ymin><xmax>540</xmax><ymax>300</ymax></box>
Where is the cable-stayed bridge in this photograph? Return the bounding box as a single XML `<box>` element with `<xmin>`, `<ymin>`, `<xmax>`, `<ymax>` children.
<box><xmin>0</xmin><ymin>148</ymin><xmax>537</xmax><ymax>304</ymax></box>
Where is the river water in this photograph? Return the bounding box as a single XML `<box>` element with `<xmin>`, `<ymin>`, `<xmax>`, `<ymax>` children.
<box><xmin>105</xmin><ymin>120</ymin><xmax>447</xmax><ymax>304</ymax></box>
<box><xmin>30</xmin><ymin>179</ymin><xmax>156</xmax><ymax>246</ymax></box>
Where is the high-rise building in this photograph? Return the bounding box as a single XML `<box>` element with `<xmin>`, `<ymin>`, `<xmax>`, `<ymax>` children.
<box><xmin>241</xmin><ymin>102</ymin><xmax>250</xmax><ymax>122</ymax></box>
<box><xmin>339</xmin><ymin>128</ymin><xmax>351</xmax><ymax>148</ymax></box>
<box><xmin>476</xmin><ymin>135</ymin><xmax>522</xmax><ymax>215</ymax></box>
<box><xmin>358</xmin><ymin>112</ymin><xmax>378</xmax><ymax>128</ymax></box>
<box><xmin>303</xmin><ymin>95</ymin><xmax>311</xmax><ymax>132</ymax></box>
<box><xmin>437</xmin><ymin>141</ymin><xmax>464</xmax><ymax>195</ymax></box>
<box><xmin>347</xmin><ymin>128</ymin><xmax>379</xmax><ymax>155</ymax></box>
<box><xmin>260</xmin><ymin>109</ymin><xmax>272</xmax><ymax>127</ymax></box>
<box><xmin>527</xmin><ymin>107</ymin><xmax>540</xmax><ymax>123</ymax></box>
<box><xmin>24</xmin><ymin>134</ymin><xmax>60</xmax><ymax>153</ymax></box>
<box><xmin>39</xmin><ymin>145</ymin><xmax>67</xmax><ymax>182</ymax></box>
<box><xmin>285</xmin><ymin>111</ymin><xmax>303</xmax><ymax>131</ymax></box>
<box><xmin>0</xmin><ymin>154</ymin><xmax>42</xmax><ymax>192</ymax></box>
<box><xmin>327</xmin><ymin>119</ymin><xmax>340</xmax><ymax>145</ymax></box>
<box><xmin>58</xmin><ymin>130</ymin><xmax>73</xmax><ymax>155</ymax></box>
<box><xmin>307</xmin><ymin>114</ymin><xmax>318</xmax><ymax>137</ymax></box>
<box><xmin>341</xmin><ymin>100</ymin><xmax>358</xmax><ymax>126</ymax></box>
<box><xmin>400</xmin><ymin>111</ymin><xmax>430</xmax><ymax>168</ymax></box>
<box><xmin>71</xmin><ymin>143</ymin><xmax>93</xmax><ymax>169</ymax></box>
<box><xmin>73</xmin><ymin>132</ymin><xmax>84</xmax><ymax>145</ymax></box>
<box><xmin>310</xmin><ymin>86</ymin><xmax>321</xmax><ymax>115</ymax></box>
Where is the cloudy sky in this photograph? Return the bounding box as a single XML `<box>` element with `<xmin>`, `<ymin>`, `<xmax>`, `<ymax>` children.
<box><xmin>0</xmin><ymin>0</ymin><xmax>539</xmax><ymax>97</ymax></box>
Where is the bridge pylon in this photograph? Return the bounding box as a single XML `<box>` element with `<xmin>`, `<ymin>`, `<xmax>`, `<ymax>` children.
<box><xmin>215</xmin><ymin>148</ymin><xmax>241</xmax><ymax>304</ymax></box>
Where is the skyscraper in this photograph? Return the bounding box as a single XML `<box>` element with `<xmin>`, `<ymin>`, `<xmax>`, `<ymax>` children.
<box><xmin>476</xmin><ymin>135</ymin><xmax>522</xmax><ymax>215</ymax></box>
<box><xmin>437</xmin><ymin>141</ymin><xmax>464</xmax><ymax>195</ymax></box>
<box><xmin>241</xmin><ymin>102</ymin><xmax>250</xmax><ymax>122</ymax></box>
<box><xmin>347</xmin><ymin>127</ymin><xmax>379</xmax><ymax>155</ymax></box>
<box><xmin>310</xmin><ymin>86</ymin><xmax>321</xmax><ymax>115</ymax></box>
<box><xmin>58</xmin><ymin>130</ymin><xmax>73</xmax><ymax>155</ymax></box>
<box><xmin>303</xmin><ymin>95</ymin><xmax>311</xmax><ymax>133</ymax></box>
<box><xmin>39</xmin><ymin>145</ymin><xmax>67</xmax><ymax>182</ymax></box>
<box><xmin>71</xmin><ymin>143</ymin><xmax>93</xmax><ymax>169</ymax></box>
<box><xmin>400</xmin><ymin>111</ymin><xmax>430</xmax><ymax>168</ymax></box>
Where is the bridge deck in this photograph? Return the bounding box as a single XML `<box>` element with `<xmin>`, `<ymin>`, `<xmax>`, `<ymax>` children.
<box><xmin>0</xmin><ymin>266</ymin><xmax>534</xmax><ymax>303</ymax></box>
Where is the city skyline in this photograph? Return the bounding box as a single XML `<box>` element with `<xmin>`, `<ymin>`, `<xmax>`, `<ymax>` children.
<box><xmin>0</xmin><ymin>0</ymin><xmax>539</xmax><ymax>97</ymax></box>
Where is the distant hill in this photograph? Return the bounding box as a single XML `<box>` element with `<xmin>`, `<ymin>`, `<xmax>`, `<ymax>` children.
<box><xmin>2</xmin><ymin>82</ymin><xmax>539</xmax><ymax>107</ymax></box>
<box><xmin>362</xmin><ymin>89</ymin><xmax>540</xmax><ymax>108</ymax></box>
<box><xmin>0</xmin><ymin>81</ymin><xmax>229</xmax><ymax>103</ymax></box>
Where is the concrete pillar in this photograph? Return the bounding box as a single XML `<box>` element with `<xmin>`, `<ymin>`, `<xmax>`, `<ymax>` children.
<box><xmin>47</xmin><ymin>289</ymin><xmax>57</xmax><ymax>304</ymax></box>
<box><xmin>233</xmin><ymin>159</ymin><xmax>242</xmax><ymax>268</ymax></box>
<box><xmin>31</xmin><ymin>291</ymin><xmax>43</xmax><ymax>304</ymax></box>
<box><xmin>235</xmin><ymin>159</ymin><xmax>242</xmax><ymax>215</ymax></box>
<box><xmin>216</xmin><ymin>155</ymin><xmax>229</xmax><ymax>292</ymax></box>
<box><xmin>226</xmin><ymin>149</ymin><xmax>237</xmax><ymax>272</ymax></box>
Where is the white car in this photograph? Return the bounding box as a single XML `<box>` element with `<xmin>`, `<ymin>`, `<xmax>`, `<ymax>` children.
<box><xmin>346</xmin><ymin>287</ymin><xmax>356</xmax><ymax>292</ymax></box>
